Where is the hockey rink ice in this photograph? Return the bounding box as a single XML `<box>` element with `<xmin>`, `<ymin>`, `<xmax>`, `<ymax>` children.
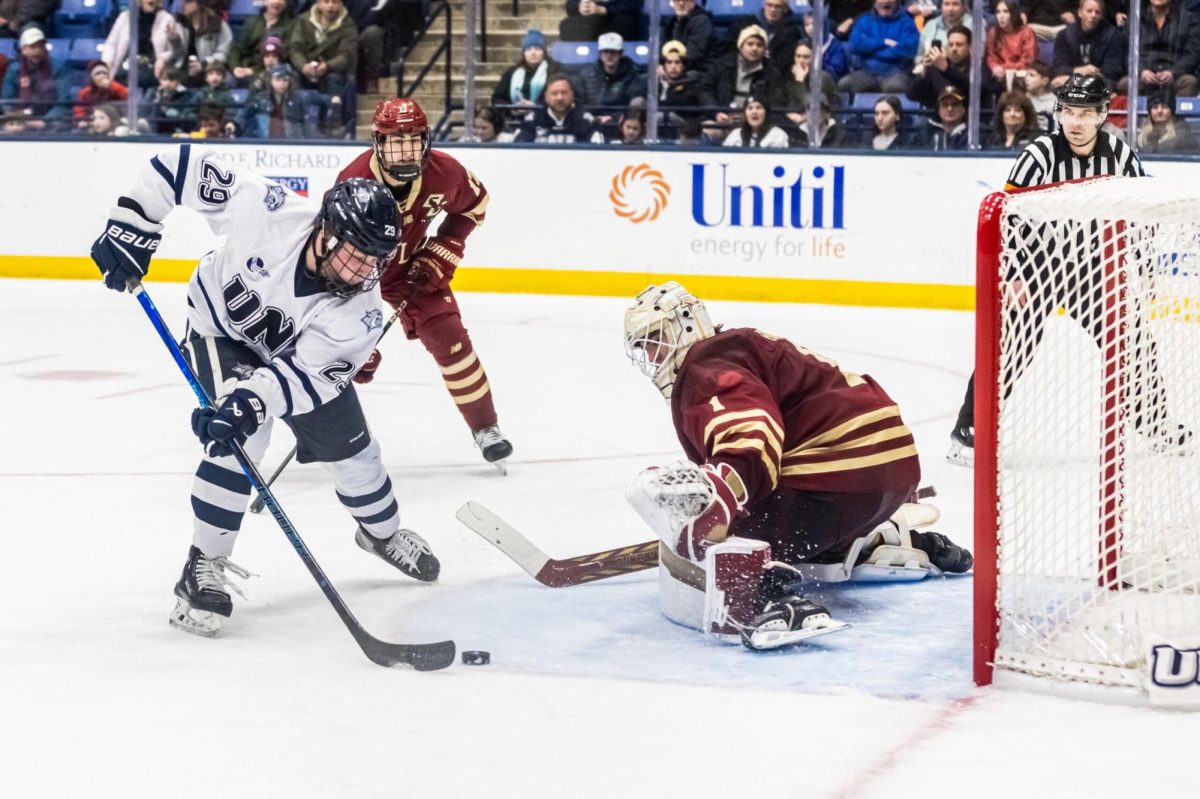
<box><xmin>1</xmin><ymin>280</ymin><xmax>1194</xmax><ymax>797</ymax></box>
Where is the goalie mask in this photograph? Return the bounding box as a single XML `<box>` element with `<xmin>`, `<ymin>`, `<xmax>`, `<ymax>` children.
<box><xmin>314</xmin><ymin>179</ymin><xmax>400</xmax><ymax>298</ymax></box>
<box><xmin>624</xmin><ymin>282</ymin><xmax>716</xmax><ymax>398</ymax></box>
<box><xmin>372</xmin><ymin>97</ymin><xmax>431</xmax><ymax>183</ymax></box>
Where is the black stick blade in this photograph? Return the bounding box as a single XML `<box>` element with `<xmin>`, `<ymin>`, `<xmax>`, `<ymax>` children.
<box><xmin>357</xmin><ymin>632</ymin><xmax>457</xmax><ymax>671</ymax></box>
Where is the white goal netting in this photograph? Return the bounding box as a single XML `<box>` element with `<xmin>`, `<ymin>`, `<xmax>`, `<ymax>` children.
<box><xmin>982</xmin><ymin>178</ymin><xmax>1200</xmax><ymax>699</ymax></box>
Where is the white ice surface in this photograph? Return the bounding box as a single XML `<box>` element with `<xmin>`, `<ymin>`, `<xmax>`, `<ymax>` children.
<box><xmin>1</xmin><ymin>281</ymin><xmax>1193</xmax><ymax>798</ymax></box>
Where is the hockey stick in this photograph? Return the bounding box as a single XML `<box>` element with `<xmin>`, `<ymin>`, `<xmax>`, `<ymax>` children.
<box><xmin>131</xmin><ymin>282</ymin><xmax>455</xmax><ymax>671</ymax></box>
<box><xmin>249</xmin><ymin>304</ymin><xmax>405</xmax><ymax>514</ymax></box>
<box><xmin>455</xmin><ymin>501</ymin><xmax>659</xmax><ymax>587</ymax></box>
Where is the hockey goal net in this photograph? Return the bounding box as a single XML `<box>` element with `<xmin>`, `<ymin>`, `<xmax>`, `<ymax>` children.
<box><xmin>974</xmin><ymin>177</ymin><xmax>1200</xmax><ymax>707</ymax></box>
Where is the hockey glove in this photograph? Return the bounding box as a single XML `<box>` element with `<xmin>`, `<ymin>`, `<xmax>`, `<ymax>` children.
<box><xmin>191</xmin><ymin>388</ymin><xmax>267</xmax><ymax>458</ymax></box>
<box><xmin>353</xmin><ymin>349</ymin><xmax>382</xmax><ymax>385</ymax></box>
<box><xmin>90</xmin><ymin>204</ymin><xmax>164</xmax><ymax>292</ymax></box>
<box><xmin>405</xmin><ymin>236</ymin><xmax>463</xmax><ymax>294</ymax></box>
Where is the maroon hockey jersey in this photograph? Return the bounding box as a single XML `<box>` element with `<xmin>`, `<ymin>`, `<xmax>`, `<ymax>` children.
<box><xmin>337</xmin><ymin>149</ymin><xmax>489</xmax><ymax>298</ymax></box>
<box><xmin>671</xmin><ymin>328</ymin><xmax>920</xmax><ymax>502</ymax></box>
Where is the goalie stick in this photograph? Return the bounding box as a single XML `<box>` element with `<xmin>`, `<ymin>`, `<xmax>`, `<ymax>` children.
<box><xmin>133</xmin><ymin>282</ymin><xmax>455</xmax><ymax>671</ymax></box>
<box><xmin>455</xmin><ymin>501</ymin><xmax>658</xmax><ymax>587</ymax></box>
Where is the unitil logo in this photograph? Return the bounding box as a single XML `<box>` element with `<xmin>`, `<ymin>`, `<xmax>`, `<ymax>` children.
<box><xmin>610</xmin><ymin>164</ymin><xmax>670</xmax><ymax>223</ymax></box>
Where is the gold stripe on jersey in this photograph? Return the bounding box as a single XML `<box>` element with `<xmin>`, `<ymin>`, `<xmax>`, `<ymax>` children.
<box><xmin>712</xmin><ymin>437</ymin><xmax>780</xmax><ymax>487</ymax></box>
<box><xmin>703</xmin><ymin>409</ymin><xmax>784</xmax><ymax>450</ymax></box>
<box><xmin>786</xmin><ymin>424</ymin><xmax>913</xmax><ymax>459</ymax></box>
<box><xmin>780</xmin><ymin>444</ymin><xmax>919</xmax><ymax>476</ymax></box>
<box><xmin>712</xmin><ymin>421</ymin><xmax>783</xmax><ymax>466</ymax></box>
<box><xmin>461</xmin><ymin>192</ymin><xmax>490</xmax><ymax>225</ymax></box>
<box><xmin>443</xmin><ymin>364</ymin><xmax>486</xmax><ymax>390</ymax></box>
<box><xmin>454</xmin><ymin>381</ymin><xmax>492</xmax><ymax>405</ymax></box>
<box><xmin>790</xmin><ymin>406</ymin><xmax>901</xmax><ymax>452</ymax></box>
<box><xmin>440</xmin><ymin>350</ymin><xmax>479</xmax><ymax>375</ymax></box>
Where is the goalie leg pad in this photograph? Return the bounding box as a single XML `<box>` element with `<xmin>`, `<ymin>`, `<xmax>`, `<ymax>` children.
<box><xmin>703</xmin><ymin>538</ymin><xmax>771</xmax><ymax>640</ymax></box>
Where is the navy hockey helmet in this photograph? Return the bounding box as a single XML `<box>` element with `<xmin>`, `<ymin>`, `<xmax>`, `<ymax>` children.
<box><xmin>314</xmin><ymin>178</ymin><xmax>400</xmax><ymax>297</ymax></box>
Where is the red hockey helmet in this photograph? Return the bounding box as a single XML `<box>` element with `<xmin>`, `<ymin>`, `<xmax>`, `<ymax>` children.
<box><xmin>372</xmin><ymin>97</ymin><xmax>431</xmax><ymax>182</ymax></box>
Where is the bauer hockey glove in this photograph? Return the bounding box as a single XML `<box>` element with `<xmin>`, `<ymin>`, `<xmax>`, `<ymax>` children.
<box><xmin>353</xmin><ymin>349</ymin><xmax>382</xmax><ymax>385</ymax></box>
<box><xmin>406</xmin><ymin>236</ymin><xmax>463</xmax><ymax>293</ymax></box>
<box><xmin>191</xmin><ymin>388</ymin><xmax>267</xmax><ymax>458</ymax></box>
<box><xmin>90</xmin><ymin>203</ymin><xmax>164</xmax><ymax>292</ymax></box>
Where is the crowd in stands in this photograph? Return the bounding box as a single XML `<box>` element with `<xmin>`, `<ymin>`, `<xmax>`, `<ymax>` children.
<box><xmin>0</xmin><ymin>0</ymin><xmax>427</xmax><ymax>137</ymax></box>
<box><xmin>474</xmin><ymin>0</ymin><xmax>1200</xmax><ymax>152</ymax></box>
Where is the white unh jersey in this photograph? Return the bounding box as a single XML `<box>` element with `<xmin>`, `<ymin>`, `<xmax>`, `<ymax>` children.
<box><xmin>125</xmin><ymin>144</ymin><xmax>385</xmax><ymax>419</ymax></box>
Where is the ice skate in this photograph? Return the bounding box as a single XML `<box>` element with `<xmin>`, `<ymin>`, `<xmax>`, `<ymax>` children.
<box><xmin>946</xmin><ymin>423</ymin><xmax>974</xmax><ymax>468</ymax></box>
<box><xmin>169</xmin><ymin>546</ymin><xmax>254</xmax><ymax>638</ymax></box>
<box><xmin>910</xmin><ymin>530</ymin><xmax>974</xmax><ymax>574</ymax></box>
<box><xmin>741</xmin><ymin>595</ymin><xmax>849</xmax><ymax>651</ymax></box>
<box><xmin>473</xmin><ymin>425</ymin><xmax>513</xmax><ymax>474</ymax></box>
<box><xmin>355</xmin><ymin>526</ymin><xmax>441</xmax><ymax>582</ymax></box>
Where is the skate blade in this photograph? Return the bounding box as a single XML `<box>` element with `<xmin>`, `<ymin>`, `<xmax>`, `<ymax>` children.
<box><xmin>492</xmin><ymin>460</ymin><xmax>508</xmax><ymax>476</ymax></box>
<box><xmin>746</xmin><ymin>617</ymin><xmax>850</xmax><ymax>651</ymax></box>
<box><xmin>169</xmin><ymin>598</ymin><xmax>222</xmax><ymax>638</ymax></box>
<box><xmin>945</xmin><ymin>442</ymin><xmax>974</xmax><ymax>468</ymax></box>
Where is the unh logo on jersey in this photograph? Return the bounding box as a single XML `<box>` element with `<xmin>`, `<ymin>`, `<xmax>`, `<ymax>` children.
<box><xmin>361</xmin><ymin>309</ymin><xmax>383</xmax><ymax>334</ymax></box>
<box><xmin>264</xmin><ymin>183</ymin><xmax>286</xmax><ymax>212</ymax></box>
<box><xmin>1150</xmin><ymin>644</ymin><xmax>1200</xmax><ymax>688</ymax></box>
<box><xmin>246</xmin><ymin>256</ymin><xmax>269</xmax><ymax>279</ymax></box>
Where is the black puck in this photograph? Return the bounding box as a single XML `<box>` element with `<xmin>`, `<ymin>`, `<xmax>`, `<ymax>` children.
<box><xmin>461</xmin><ymin>650</ymin><xmax>491</xmax><ymax>666</ymax></box>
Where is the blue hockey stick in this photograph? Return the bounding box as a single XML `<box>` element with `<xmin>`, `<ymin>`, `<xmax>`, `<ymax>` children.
<box><xmin>130</xmin><ymin>281</ymin><xmax>455</xmax><ymax>671</ymax></box>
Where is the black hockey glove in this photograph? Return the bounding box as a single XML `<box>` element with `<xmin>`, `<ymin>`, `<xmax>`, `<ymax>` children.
<box><xmin>90</xmin><ymin>204</ymin><xmax>164</xmax><ymax>292</ymax></box>
<box><xmin>191</xmin><ymin>388</ymin><xmax>267</xmax><ymax>458</ymax></box>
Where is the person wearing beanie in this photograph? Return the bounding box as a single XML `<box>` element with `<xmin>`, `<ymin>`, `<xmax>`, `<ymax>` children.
<box><xmin>74</xmin><ymin>60</ymin><xmax>130</xmax><ymax>125</ymax></box>
<box><xmin>228</xmin><ymin>0</ymin><xmax>293</xmax><ymax>84</ymax></box>
<box><xmin>559</xmin><ymin>0</ymin><xmax>640</xmax><ymax>43</ymax></box>
<box><xmin>725</xmin><ymin>0</ymin><xmax>801</xmax><ymax>71</ymax></box>
<box><xmin>659</xmin><ymin>40</ymin><xmax>705</xmax><ymax>116</ymax></box>
<box><xmin>701</xmin><ymin>24</ymin><xmax>781</xmax><ymax>125</ymax></box>
<box><xmin>1138</xmin><ymin>87</ymin><xmax>1196</xmax><ymax>153</ymax></box>
<box><xmin>722</xmin><ymin>93</ymin><xmax>789</xmax><ymax>148</ymax></box>
<box><xmin>492</xmin><ymin>29</ymin><xmax>562</xmax><ymax>107</ymax></box>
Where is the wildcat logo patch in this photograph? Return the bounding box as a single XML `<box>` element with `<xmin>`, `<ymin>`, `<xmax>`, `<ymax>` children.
<box><xmin>264</xmin><ymin>183</ymin><xmax>286</xmax><ymax>212</ymax></box>
<box><xmin>361</xmin><ymin>308</ymin><xmax>383</xmax><ymax>334</ymax></box>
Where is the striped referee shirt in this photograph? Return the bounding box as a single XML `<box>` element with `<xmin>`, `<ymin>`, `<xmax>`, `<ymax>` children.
<box><xmin>1005</xmin><ymin>129</ymin><xmax>1144</xmax><ymax>189</ymax></box>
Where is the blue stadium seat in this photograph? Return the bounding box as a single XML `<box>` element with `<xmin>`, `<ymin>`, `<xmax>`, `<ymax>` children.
<box><xmin>59</xmin><ymin>0</ymin><xmax>112</xmax><ymax>15</ymax></box>
<box><xmin>69</xmin><ymin>38</ymin><xmax>107</xmax><ymax>67</ymax></box>
<box><xmin>54</xmin><ymin>0</ymin><xmax>112</xmax><ymax>39</ymax></box>
<box><xmin>0</xmin><ymin>39</ymin><xmax>15</xmax><ymax>61</ymax></box>
<box><xmin>707</xmin><ymin>0</ymin><xmax>761</xmax><ymax>21</ymax></box>
<box><xmin>552</xmin><ymin>41</ymin><xmax>596</xmax><ymax>65</ymax></box>
<box><xmin>1037</xmin><ymin>39</ymin><xmax>1054</xmax><ymax>66</ymax></box>
<box><xmin>1177</xmin><ymin>97</ymin><xmax>1200</xmax><ymax>116</ymax></box>
<box><xmin>851</xmin><ymin>92</ymin><xmax>882</xmax><ymax>109</ymax></box>
<box><xmin>230</xmin><ymin>88</ymin><xmax>249</xmax><ymax>106</ymax></box>
<box><xmin>229</xmin><ymin>0</ymin><xmax>260</xmax><ymax>18</ymax></box>
<box><xmin>625</xmin><ymin>41</ymin><xmax>651</xmax><ymax>65</ymax></box>
<box><xmin>644</xmin><ymin>0</ymin><xmax>673</xmax><ymax>15</ymax></box>
<box><xmin>44</xmin><ymin>39</ymin><xmax>71</xmax><ymax>59</ymax></box>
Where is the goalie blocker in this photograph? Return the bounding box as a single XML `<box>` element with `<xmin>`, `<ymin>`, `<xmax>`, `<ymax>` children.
<box><xmin>622</xmin><ymin>283</ymin><xmax>972</xmax><ymax>649</ymax></box>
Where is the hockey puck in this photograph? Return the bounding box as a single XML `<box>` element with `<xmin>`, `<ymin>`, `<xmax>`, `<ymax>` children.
<box><xmin>461</xmin><ymin>650</ymin><xmax>491</xmax><ymax>666</ymax></box>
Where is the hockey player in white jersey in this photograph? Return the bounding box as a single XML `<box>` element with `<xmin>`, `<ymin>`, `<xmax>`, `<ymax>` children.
<box><xmin>90</xmin><ymin>143</ymin><xmax>440</xmax><ymax>637</ymax></box>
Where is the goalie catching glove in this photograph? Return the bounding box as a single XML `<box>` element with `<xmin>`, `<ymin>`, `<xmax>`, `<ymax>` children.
<box><xmin>90</xmin><ymin>202</ymin><xmax>164</xmax><ymax>292</ymax></box>
<box><xmin>626</xmin><ymin>461</ymin><xmax>748</xmax><ymax>561</ymax></box>
<box><xmin>191</xmin><ymin>387</ymin><xmax>267</xmax><ymax>458</ymax></box>
<box><xmin>405</xmin><ymin>235</ymin><xmax>463</xmax><ymax>293</ymax></box>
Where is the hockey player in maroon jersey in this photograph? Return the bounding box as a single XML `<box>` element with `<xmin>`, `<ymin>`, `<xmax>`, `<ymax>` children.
<box><xmin>623</xmin><ymin>283</ymin><xmax>972</xmax><ymax>650</ymax></box>
<box><xmin>338</xmin><ymin>97</ymin><xmax>513</xmax><ymax>471</ymax></box>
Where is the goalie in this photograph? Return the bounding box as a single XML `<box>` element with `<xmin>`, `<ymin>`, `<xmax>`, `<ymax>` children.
<box><xmin>623</xmin><ymin>283</ymin><xmax>972</xmax><ymax>651</ymax></box>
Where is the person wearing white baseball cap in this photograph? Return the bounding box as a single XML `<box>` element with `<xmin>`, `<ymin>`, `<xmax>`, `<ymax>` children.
<box><xmin>574</xmin><ymin>30</ymin><xmax>645</xmax><ymax>119</ymax></box>
<box><xmin>2</xmin><ymin>25</ymin><xmax>69</xmax><ymax>129</ymax></box>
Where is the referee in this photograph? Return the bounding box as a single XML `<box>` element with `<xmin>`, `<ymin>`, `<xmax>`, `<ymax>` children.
<box><xmin>948</xmin><ymin>75</ymin><xmax>1186</xmax><ymax>466</ymax></box>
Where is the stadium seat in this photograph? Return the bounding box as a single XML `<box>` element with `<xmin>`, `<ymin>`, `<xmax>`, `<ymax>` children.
<box><xmin>230</xmin><ymin>88</ymin><xmax>249</xmax><ymax>106</ymax></box>
<box><xmin>851</xmin><ymin>92</ymin><xmax>882</xmax><ymax>109</ymax></box>
<box><xmin>552</xmin><ymin>41</ymin><xmax>596</xmax><ymax>66</ymax></box>
<box><xmin>54</xmin><ymin>0</ymin><xmax>112</xmax><ymax>39</ymax></box>
<box><xmin>625</xmin><ymin>41</ymin><xmax>651</xmax><ymax>65</ymax></box>
<box><xmin>229</xmin><ymin>0</ymin><xmax>259</xmax><ymax>17</ymax></box>
<box><xmin>1037</xmin><ymin>39</ymin><xmax>1053</xmax><ymax>66</ymax></box>
<box><xmin>44</xmin><ymin>39</ymin><xmax>71</xmax><ymax>59</ymax></box>
<box><xmin>1177</xmin><ymin>97</ymin><xmax>1200</xmax><ymax>116</ymax></box>
<box><xmin>69</xmin><ymin>39</ymin><xmax>107</xmax><ymax>67</ymax></box>
<box><xmin>707</xmin><ymin>0</ymin><xmax>761</xmax><ymax>21</ymax></box>
<box><xmin>0</xmin><ymin>39</ymin><xmax>15</xmax><ymax>61</ymax></box>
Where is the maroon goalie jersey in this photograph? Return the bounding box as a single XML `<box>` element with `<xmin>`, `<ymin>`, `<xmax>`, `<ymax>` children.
<box><xmin>671</xmin><ymin>328</ymin><xmax>920</xmax><ymax>503</ymax></box>
<box><xmin>337</xmin><ymin>149</ymin><xmax>489</xmax><ymax>295</ymax></box>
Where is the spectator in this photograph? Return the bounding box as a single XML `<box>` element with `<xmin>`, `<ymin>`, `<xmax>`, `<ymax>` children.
<box><xmin>240</xmin><ymin>62</ymin><xmax>331</xmax><ymax>139</ymax></box>
<box><xmin>290</xmin><ymin>0</ymin><xmax>359</xmax><ymax>103</ymax></box>
<box><xmin>988</xmin><ymin>90</ymin><xmax>1040</xmax><ymax>149</ymax></box>
<box><xmin>514</xmin><ymin>74</ymin><xmax>605</xmax><ymax>143</ymax></box>
<box><xmin>575</xmin><ymin>32</ymin><xmax>645</xmax><ymax>118</ymax></box>
<box><xmin>0</xmin><ymin>0</ymin><xmax>53</xmax><ymax>39</ymax></box>
<box><xmin>614</xmin><ymin>106</ymin><xmax>645</xmax><ymax>144</ymax></box>
<box><xmin>228</xmin><ymin>0</ymin><xmax>293</xmax><ymax>86</ymax></box>
<box><xmin>189</xmin><ymin>103</ymin><xmax>234</xmax><ymax>138</ymax></box>
<box><xmin>727</xmin><ymin>0</ymin><xmax>802</xmax><ymax>70</ymax></box>
<box><xmin>74</xmin><ymin>61</ymin><xmax>129</xmax><ymax>126</ymax></box>
<box><xmin>658</xmin><ymin>40</ymin><xmax>705</xmax><ymax>112</ymax></box>
<box><xmin>914</xmin><ymin>0</ymin><xmax>974</xmax><ymax>73</ymax></box>
<box><xmin>781</xmin><ymin>39</ymin><xmax>836</xmax><ymax>129</ymax></box>
<box><xmin>802</xmin><ymin>10</ymin><xmax>849</xmax><ymax>80</ymax></box>
<box><xmin>839</xmin><ymin>0</ymin><xmax>920</xmax><ymax>95</ymax></box>
<box><xmin>174</xmin><ymin>0</ymin><xmax>234</xmax><ymax>88</ymax></box>
<box><xmin>353</xmin><ymin>0</ymin><xmax>423</xmax><ymax>93</ymax></box>
<box><xmin>559</xmin><ymin>0</ymin><xmax>640</xmax><ymax>43</ymax></box>
<box><xmin>492</xmin><ymin>30</ymin><xmax>558</xmax><ymax>108</ymax></box>
<box><xmin>145</xmin><ymin>65</ymin><xmax>194</xmax><ymax>134</ymax></box>
<box><xmin>243</xmin><ymin>36</ymin><xmax>287</xmax><ymax>92</ymax></box>
<box><xmin>88</xmin><ymin>103</ymin><xmax>131</xmax><ymax>137</ymax></box>
<box><xmin>987</xmin><ymin>1</ymin><xmax>1038</xmax><ymax>90</ymax></box>
<box><xmin>796</xmin><ymin>95</ymin><xmax>850</xmax><ymax>146</ymax></box>
<box><xmin>196</xmin><ymin>59</ymin><xmax>233</xmax><ymax>109</ymax></box>
<box><xmin>101</xmin><ymin>0</ymin><xmax>183</xmax><ymax>88</ymax></box>
<box><xmin>1120</xmin><ymin>0</ymin><xmax>1200</xmax><ymax>98</ymax></box>
<box><xmin>1051</xmin><ymin>0</ymin><xmax>1126</xmax><ymax>89</ymax></box>
<box><xmin>908</xmin><ymin>26</ymin><xmax>983</xmax><ymax>110</ymax></box>
<box><xmin>472</xmin><ymin>106</ymin><xmax>514</xmax><ymax>142</ymax></box>
<box><xmin>0</xmin><ymin>111</ymin><xmax>26</xmax><ymax>133</ymax></box>
<box><xmin>922</xmin><ymin>84</ymin><xmax>968</xmax><ymax>149</ymax></box>
<box><xmin>674</xmin><ymin>114</ymin><xmax>718</xmax><ymax>145</ymax></box>
<box><xmin>662</xmin><ymin>0</ymin><xmax>717</xmax><ymax>74</ymax></box>
<box><xmin>1024</xmin><ymin>59</ymin><xmax>1056</xmax><ymax>125</ymax></box>
<box><xmin>862</xmin><ymin>94</ymin><xmax>911</xmax><ymax>150</ymax></box>
<box><xmin>1025</xmin><ymin>0</ymin><xmax>1077</xmax><ymax>41</ymax></box>
<box><xmin>1138</xmin><ymin>87</ymin><xmax>1197</xmax><ymax>152</ymax></box>
<box><xmin>702</xmin><ymin>25</ymin><xmax>781</xmax><ymax>124</ymax></box>
<box><xmin>723</xmin><ymin>95</ymin><xmax>789</xmax><ymax>147</ymax></box>
<box><xmin>829</xmin><ymin>0</ymin><xmax>874</xmax><ymax>38</ymax></box>
<box><xmin>1</xmin><ymin>26</ymin><xmax>69</xmax><ymax>129</ymax></box>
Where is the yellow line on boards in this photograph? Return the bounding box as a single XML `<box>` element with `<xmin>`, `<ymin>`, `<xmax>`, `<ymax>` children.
<box><xmin>0</xmin><ymin>256</ymin><xmax>975</xmax><ymax>311</ymax></box>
